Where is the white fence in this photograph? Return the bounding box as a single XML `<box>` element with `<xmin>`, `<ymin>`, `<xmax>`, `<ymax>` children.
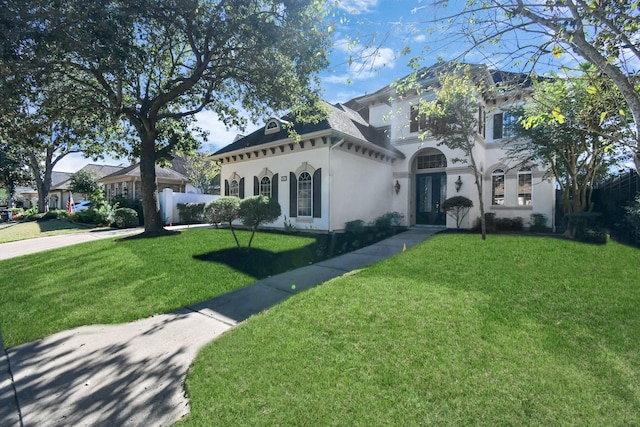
<box><xmin>159</xmin><ymin>188</ymin><xmax>219</xmax><ymax>225</ymax></box>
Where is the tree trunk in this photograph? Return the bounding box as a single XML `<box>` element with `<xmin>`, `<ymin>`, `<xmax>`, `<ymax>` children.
<box><xmin>139</xmin><ymin>135</ymin><xmax>164</xmax><ymax>235</ymax></box>
<box><xmin>29</xmin><ymin>151</ymin><xmax>52</xmax><ymax>213</ymax></box>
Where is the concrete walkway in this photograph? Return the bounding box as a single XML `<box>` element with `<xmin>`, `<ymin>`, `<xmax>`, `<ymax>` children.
<box><xmin>0</xmin><ymin>227</ymin><xmax>441</xmax><ymax>427</ymax></box>
<box><xmin>0</xmin><ymin>227</ymin><xmax>144</xmax><ymax>260</ymax></box>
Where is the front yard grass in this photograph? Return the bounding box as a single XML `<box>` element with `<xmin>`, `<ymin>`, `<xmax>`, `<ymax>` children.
<box><xmin>0</xmin><ymin>219</ymin><xmax>104</xmax><ymax>243</ymax></box>
<box><xmin>0</xmin><ymin>228</ymin><xmax>322</xmax><ymax>348</ymax></box>
<box><xmin>177</xmin><ymin>234</ymin><xmax>640</xmax><ymax>426</ymax></box>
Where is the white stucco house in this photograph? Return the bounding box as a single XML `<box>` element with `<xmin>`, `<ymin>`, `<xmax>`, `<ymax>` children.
<box><xmin>211</xmin><ymin>63</ymin><xmax>555</xmax><ymax>232</ymax></box>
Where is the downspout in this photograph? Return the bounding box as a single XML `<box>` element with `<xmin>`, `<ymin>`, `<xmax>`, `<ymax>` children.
<box><xmin>328</xmin><ymin>138</ymin><xmax>345</xmax><ymax>233</ymax></box>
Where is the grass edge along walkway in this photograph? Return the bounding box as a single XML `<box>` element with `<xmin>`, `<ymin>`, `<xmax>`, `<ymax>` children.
<box><xmin>0</xmin><ymin>228</ymin><xmax>323</xmax><ymax>348</ymax></box>
<box><xmin>177</xmin><ymin>234</ymin><xmax>640</xmax><ymax>426</ymax></box>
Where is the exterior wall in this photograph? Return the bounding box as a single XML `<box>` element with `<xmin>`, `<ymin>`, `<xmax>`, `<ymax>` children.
<box><xmin>380</xmin><ymin>90</ymin><xmax>555</xmax><ymax>230</ymax></box>
<box><xmin>330</xmin><ymin>147</ymin><xmax>395</xmax><ymax>231</ymax></box>
<box><xmin>159</xmin><ymin>188</ymin><xmax>219</xmax><ymax>225</ymax></box>
<box><xmin>219</xmin><ymin>145</ymin><xmax>331</xmax><ymax>231</ymax></box>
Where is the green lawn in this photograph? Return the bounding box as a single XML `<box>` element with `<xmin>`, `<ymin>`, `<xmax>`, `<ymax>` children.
<box><xmin>0</xmin><ymin>219</ymin><xmax>104</xmax><ymax>243</ymax></box>
<box><xmin>177</xmin><ymin>234</ymin><xmax>640</xmax><ymax>426</ymax></box>
<box><xmin>0</xmin><ymin>228</ymin><xmax>322</xmax><ymax>348</ymax></box>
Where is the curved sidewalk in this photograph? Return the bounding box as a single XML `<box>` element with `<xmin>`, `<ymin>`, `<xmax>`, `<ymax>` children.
<box><xmin>1</xmin><ymin>227</ymin><xmax>441</xmax><ymax>427</ymax></box>
<box><xmin>0</xmin><ymin>227</ymin><xmax>144</xmax><ymax>261</ymax></box>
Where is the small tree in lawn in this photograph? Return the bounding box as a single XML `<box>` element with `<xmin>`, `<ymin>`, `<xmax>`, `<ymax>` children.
<box><xmin>442</xmin><ymin>196</ymin><xmax>473</xmax><ymax>230</ymax></box>
<box><xmin>238</xmin><ymin>196</ymin><xmax>282</xmax><ymax>249</ymax></box>
<box><xmin>204</xmin><ymin>197</ymin><xmax>240</xmax><ymax>248</ymax></box>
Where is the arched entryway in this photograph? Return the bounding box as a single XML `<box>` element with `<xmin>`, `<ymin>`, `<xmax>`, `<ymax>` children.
<box><xmin>413</xmin><ymin>148</ymin><xmax>447</xmax><ymax>225</ymax></box>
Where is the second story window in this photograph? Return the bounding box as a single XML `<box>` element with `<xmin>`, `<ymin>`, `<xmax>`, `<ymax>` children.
<box><xmin>493</xmin><ymin>112</ymin><xmax>519</xmax><ymax>139</ymax></box>
<box><xmin>410</xmin><ymin>105</ymin><xmax>428</xmax><ymax>133</ymax></box>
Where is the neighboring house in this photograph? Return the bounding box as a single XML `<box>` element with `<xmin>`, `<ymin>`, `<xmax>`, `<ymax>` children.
<box><xmin>17</xmin><ymin>164</ymin><xmax>125</xmax><ymax>210</ymax></box>
<box><xmin>98</xmin><ymin>163</ymin><xmax>194</xmax><ymax>202</ymax></box>
<box><xmin>210</xmin><ymin>63</ymin><xmax>556</xmax><ymax>232</ymax></box>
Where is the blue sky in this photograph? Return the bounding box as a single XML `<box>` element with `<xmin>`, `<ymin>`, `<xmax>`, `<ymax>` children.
<box><xmin>54</xmin><ymin>0</ymin><xmax>545</xmax><ymax>172</ymax></box>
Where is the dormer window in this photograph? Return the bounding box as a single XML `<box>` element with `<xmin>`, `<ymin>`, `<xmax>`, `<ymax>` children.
<box><xmin>265</xmin><ymin>119</ymin><xmax>281</xmax><ymax>135</ymax></box>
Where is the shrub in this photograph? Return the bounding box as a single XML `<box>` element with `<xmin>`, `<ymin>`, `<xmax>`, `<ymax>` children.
<box><xmin>529</xmin><ymin>213</ymin><xmax>550</xmax><ymax>233</ymax></box>
<box><xmin>95</xmin><ymin>204</ymin><xmax>118</xmax><ymax>226</ymax></box>
<box><xmin>35</xmin><ymin>211</ymin><xmax>59</xmax><ymax>221</ymax></box>
<box><xmin>441</xmin><ymin>196</ymin><xmax>473</xmax><ymax>229</ymax></box>
<box><xmin>494</xmin><ymin>216</ymin><xmax>524</xmax><ymax>232</ymax></box>
<box><xmin>177</xmin><ymin>202</ymin><xmax>205</xmax><ymax>224</ymax></box>
<box><xmin>72</xmin><ymin>209</ymin><xmax>101</xmax><ymax>224</ymax></box>
<box><xmin>372</xmin><ymin>212</ymin><xmax>404</xmax><ymax>237</ymax></box>
<box><xmin>111</xmin><ymin>195</ymin><xmax>144</xmax><ymax>225</ymax></box>
<box><xmin>113</xmin><ymin>208</ymin><xmax>139</xmax><ymax>228</ymax></box>
<box><xmin>577</xmin><ymin>228</ymin><xmax>608</xmax><ymax>244</ymax></box>
<box><xmin>238</xmin><ymin>196</ymin><xmax>282</xmax><ymax>248</ymax></box>
<box><xmin>344</xmin><ymin>219</ymin><xmax>367</xmax><ymax>236</ymax></box>
<box><xmin>205</xmin><ymin>196</ymin><xmax>241</xmax><ymax>247</ymax></box>
<box><xmin>51</xmin><ymin>209</ymin><xmax>69</xmax><ymax>219</ymax></box>
<box><xmin>625</xmin><ymin>194</ymin><xmax>640</xmax><ymax>235</ymax></box>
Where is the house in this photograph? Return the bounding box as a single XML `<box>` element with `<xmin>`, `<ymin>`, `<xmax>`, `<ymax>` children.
<box><xmin>210</xmin><ymin>63</ymin><xmax>556</xmax><ymax>232</ymax></box>
<box><xmin>17</xmin><ymin>164</ymin><xmax>125</xmax><ymax>210</ymax></box>
<box><xmin>98</xmin><ymin>163</ymin><xmax>194</xmax><ymax>202</ymax></box>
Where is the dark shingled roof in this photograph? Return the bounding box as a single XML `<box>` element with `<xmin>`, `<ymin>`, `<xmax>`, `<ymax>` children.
<box><xmin>99</xmin><ymin>163</ymin><xmax>188</xmax><ymax>181</ymax></box>
<box><xmin>214</xmin><ymin>101</ymin><xmax>402</xmax><ymax>157</ymax></box>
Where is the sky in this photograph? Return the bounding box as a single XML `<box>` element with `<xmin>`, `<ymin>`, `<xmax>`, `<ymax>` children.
<box><xmin>53</xmin><ymin>0</ymin><xmax>556</xmax><ymax>173</ymax></box>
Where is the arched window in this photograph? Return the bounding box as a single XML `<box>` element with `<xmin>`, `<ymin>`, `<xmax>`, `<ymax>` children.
<box><xmin>230</xmin><ymin>179</ymin><xmax>239</xmax><ymax>197</ymax></box>
<box><xmin>518</xmin><ymin>168</ymin><xmax>532</xmax><ymax>206</ymax></box>
<box><xmin>297</xmin><ymin>172</ymin><xmax>312</xmax><ymax>217</ymax></box>
<box><xmin>417</xmin><ymin>153</ymin><xmax>447</xmax><ymax>169</ymax></box>
<box><xmin>260</xmin><ymin>176</ymin><xmax>271</xmax><ymax>198</ymax></box>
<box><xmin>492</xmin><ymin>169</ymin><xmax>505</xmax><ymax>205</ymax></box>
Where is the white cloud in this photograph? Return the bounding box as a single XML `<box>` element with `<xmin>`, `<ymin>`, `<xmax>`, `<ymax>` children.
<box><xmin>53</xmin><ymin>153</ymin><xmax>128</xmax><ymax>173</ymax></box>
<box><xmin>194</xmin><ymin>110</ymin><xmax>261</xmax><ymax>153</ymax></box>
<box><xmin>331</xmin><ymin>39</ymin><xmax>396</xmax><ymax>82</ymax></box>
<box><xmin>335</xmin><ymin>0</ymin><xmax>378</xmax><ymax>15</ymax></box>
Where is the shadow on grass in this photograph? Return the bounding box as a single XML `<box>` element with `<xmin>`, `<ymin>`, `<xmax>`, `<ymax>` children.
<box><xmin>117</xmin><ymin>228</ymin><xmax>181</xmax><ymax>241</ymax></box>
<box><xmin>36</xmin><ymin>219</ymin><xmax>93</xmax><ymax>232</ymax></box>
<box><xmin>193</xmin><ymin>242</ymin><xmax>334</xmax><ymax>280</ymax></box>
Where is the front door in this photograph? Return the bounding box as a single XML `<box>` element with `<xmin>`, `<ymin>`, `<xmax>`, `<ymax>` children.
<box><xmin>416</xmin><ymin>172</ymin><xmax>446</xmax><ymax>225</ymax></box>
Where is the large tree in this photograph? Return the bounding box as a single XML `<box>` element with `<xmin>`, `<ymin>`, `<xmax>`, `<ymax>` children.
<box><xmin>508</xmin><ymin>68</ymin><xmax>626</xmax><ymax>221</ymax></box>
<box><xmin>0</xmin><ymin>76</ymin><xmax>114</xmax><ymax>213</ymax></box>
<box><xmin>0</xmin><ymin>141</ymin><xmax>30</xmax><ymax>209</ymax></box>
<box><xmin>411</xmin><ymin>0</ymin><xmax>640</xmax><ymax>172</ymax></box>
<box><xmin>6</xmin><ymin>0</ymin><xmax>332</xmax><ymax>235</ymax></box>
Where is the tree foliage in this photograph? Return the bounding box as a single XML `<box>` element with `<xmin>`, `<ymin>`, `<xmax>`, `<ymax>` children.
<box><xmin>508</xmin><ymin>69</ymin><xmax>624</xmax><ymax>220</ymax></box>
<box><xmin>238</xmin><ymin>195</ymin><xmax>281</xmax><ymax>248</ymax></box>
<box><xmin>0</xmin><ymin>141</ymin><xmax>31</xmax><ymax>208</ymax></box>
<box><xmin>441</xmin><ymin>196</ymin><xmax>473</xmax><ymax>230</ymax></box>
<box><xmin>412</xmin><ymin>0</ymin><xmax>640</xmax><ymax>171</ymax></box>
<box><xmin>177</xmin><ymin>152</ymin><xmax>219</xmax><ymax>194</ymax></box>
<box><xmin>397</xmin><ymin>63</ymin><xmax>489</xmax><ymax>239</ymax></box>
<box><xmin>2</xmin><ymin>0</ymin><xmax>332</xmax><ymax>234</ymax></box>
<box><xmin>205</xmin><ymin>196</ymin><xmax>241</xmax><ymax>247</ymax></box>
<box><xmin>70</xmin><ymin>169</ymin><xmax>101</xmax><ymax>199</ymax></box>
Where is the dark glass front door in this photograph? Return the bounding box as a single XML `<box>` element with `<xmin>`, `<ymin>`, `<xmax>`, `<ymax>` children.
<box><xmin>416</xmin><ymin>172</ymin><xmax>446</xmax><ymax>225</ymax></box>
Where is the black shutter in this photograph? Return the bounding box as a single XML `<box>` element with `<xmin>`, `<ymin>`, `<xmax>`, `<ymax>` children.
<box><xmin>272</xmin><ymin>174</ymin><xmax>279</xmax><ymax>202</ymax></box>
<box><xmin>493</xmin><ymin>113</ymin><xmax>503</xmax><ymax>140</ymax></box>
<box><xmin>254</xmin><ymin>176</ymin><xmax>259</xmax><ymax>196</ymax></box>
<box><xmin>224</xmin><ymin>180</ymin><xmax>229</xmax><ymax>196</ymax></box>
<box><xmin>289</xmin><ymin>172</ymin><xmax>297</xmax><ymax>218</ymax></box>
<box><xmin>313</xmin><ymin>168</ymin><xmax>321</xmax><ymax>218</ymax></box>
<box><xmin>239</xmin><ymin>178</ymin><xmax>245</xmax><ymax>199</ymax></box>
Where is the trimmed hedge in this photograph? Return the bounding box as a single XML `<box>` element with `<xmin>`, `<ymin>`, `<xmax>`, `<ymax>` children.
<box><xmin>113</xmin><ymin>208</ymin><xmax>139</xmax><ymax>228</ymax></box>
